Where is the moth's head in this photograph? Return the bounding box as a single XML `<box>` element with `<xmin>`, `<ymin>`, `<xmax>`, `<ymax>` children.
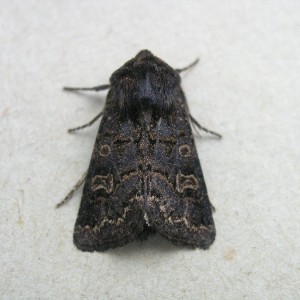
<box><xmin>109</xmin><ymin>50</ymin><xmax>181</xmax><ymax>117</ymax></box>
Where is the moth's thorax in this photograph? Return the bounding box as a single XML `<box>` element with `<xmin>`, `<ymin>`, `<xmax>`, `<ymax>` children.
<box><xmin>109</xmin><ymin>51</ymin><xmax>181</xmax><ymax>116</ymax></box>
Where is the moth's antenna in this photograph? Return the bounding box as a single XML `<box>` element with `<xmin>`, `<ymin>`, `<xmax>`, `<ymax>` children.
<box><xmin>63</xmin><ymin>84</ymin><xmax>110</xmax><ymax>92</ymax></box>
<box><xmin>175</xmin><ymin>58</ymin><xmax>199</xmax><ymax>73</ymax></box>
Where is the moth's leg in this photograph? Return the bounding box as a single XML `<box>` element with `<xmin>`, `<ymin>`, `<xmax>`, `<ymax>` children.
<box><xmin>210</xmin><ymin>203</ymin><xmax>216</xmax><ymax>213</ymax></box>
<box><xmin>68</xmin><ymin>111</ymin><xmax>103</xmax><ymax>133</ymax></box>
<box><xmin>190</xmin><ymin>119</ymin><xmax>201</xmax><ymax>138</ymax></box>
<box><xmin>189</xmin><ymin>114</ymin><xmax>222</xmax><ymax>139</ymax></box>
<box><xmin>175</xmin><ymin>58</ymin><xmax>199</xmax><ymax>73</ymax></box>
<box><xmin>63</xmin><ymin>84</ymin><xmax>110</xmax><ymax>92</ymax></box>
<box><xmin>56</xmin><ymin>170</ymin><xmax>87</xmax><ymax>208</ymax></box>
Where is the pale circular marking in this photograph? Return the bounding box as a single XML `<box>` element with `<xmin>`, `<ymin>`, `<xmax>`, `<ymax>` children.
<box><xmin>99</xmin><ymin>144</ymin><xmax>111</xmax><ymax>156</ymax></box>
<box><xmin>179</xmin><ymin>144</ymin><xmax>191</xmax><ymax>157</ymax></box>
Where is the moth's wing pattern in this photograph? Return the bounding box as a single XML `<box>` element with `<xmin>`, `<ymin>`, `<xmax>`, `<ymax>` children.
<box><xmin>147</xmin><ymin>95</ymin><xmax>216</xmax><ymax>249</ymax></box>
<box><xmin>73</xmin><ymin>97</ymin><xmax>145</xmax><ymax>251</ymax></box>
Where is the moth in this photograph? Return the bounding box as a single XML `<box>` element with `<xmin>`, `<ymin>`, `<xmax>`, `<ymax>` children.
<box><xmin>58</xmin><ymin>50</ymin><xmax>221</xmax><ymax>251</ymax></box>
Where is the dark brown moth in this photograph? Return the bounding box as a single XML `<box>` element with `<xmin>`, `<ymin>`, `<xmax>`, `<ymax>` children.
<box><xmin>59</xmin><ymin>50</ymin><xmax>221</xmax><ymax>251</ymax></box>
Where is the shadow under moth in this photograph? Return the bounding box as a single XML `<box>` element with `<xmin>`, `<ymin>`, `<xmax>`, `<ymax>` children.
<box><xmin>58</xmin><ymin>50</ymin><xmax>221</xmax><ymax>251</ymax></box>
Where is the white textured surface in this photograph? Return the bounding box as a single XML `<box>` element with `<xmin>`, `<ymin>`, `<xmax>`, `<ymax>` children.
<box><xmin>1</xmin><ymin>1</ymin><xmax>299</xmax><ymax>299</ymax></box>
